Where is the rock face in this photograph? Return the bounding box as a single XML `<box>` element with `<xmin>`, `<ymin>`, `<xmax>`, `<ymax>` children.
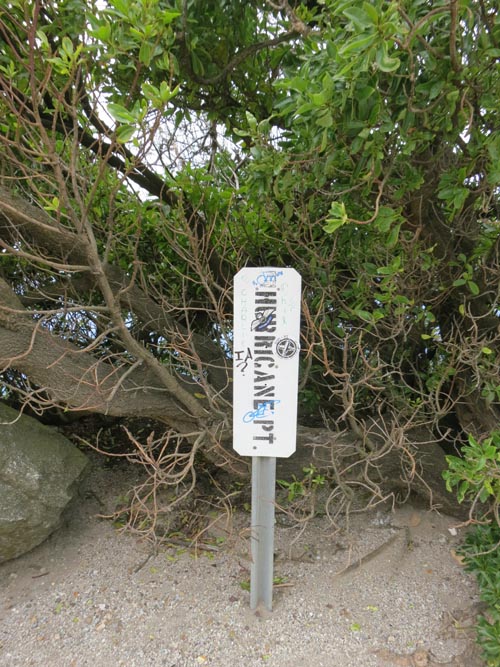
<box><xmin>0</xmin><ymin>402</ymin><xmax>89</xmax><ymax>563</ymax></box>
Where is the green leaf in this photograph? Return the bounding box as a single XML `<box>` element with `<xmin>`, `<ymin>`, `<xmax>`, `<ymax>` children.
<box><xmin>319</xmin><ymin>128</ymin><xmax>329</xmax><ymax>152</ymax></box>
<box><xmin>61</xmin><ymin>36</ymin><xmax>74</xmax><ymax>57</ymax></box>
<box><xmin>310</xmin><ymin>90</ymin><xmax>329</xmax><ymax>106</ymax></box>
<box><xmin>245</xmin><ymin>111</ymin><xmax>257</xmax><ymax>132</ymax></box>
<box><xmin>362</xmin><ymin>2</ymin><xmax>379</xmax><ymax>24</ymax></box>
<box><xmin>354</xmin><ymin>309</ymin><xmax>374</xmax><ymax>323</ymax></box>
<box><xmin>458</xmin><ymin>480</ymin><xmax>470</xmax><ymax>503</ymax></box>
<box><xmin>375</xmin><ymin>45</ymin><xmax>401</xmax><ymax>72</ymax></box>
<box><xmin>160</xmin><ymin>82</ymin><xmax>179</xmax><ymax>103</ymax></box>
<box><xmin>109</xmin><ymin>0</ymin><xmax>129</xmax><ymax>17</ymax></box>
<box><xmin>386</xmin><ymin>222</ymin><xmax>401</xmax><ymax>248</ymax></box>
<box><xmin>160</xmin><ymin>9</ymin><xmax>181</xmax><ymax>23</ymax></box>
<box><xmin>323</xmin><ymin>218</ymin><xmax>345</xmax><ymax>233</ymax></box>
<box><xmin>324</xmin><ymin>201</ymin><xmax>348</xmax><ymax>233</ymax></box>
<box><xmin>375</xmin><ymin>206</ymin><xmax>397</xmax><ymax>233</ymax></box>
<box><xmin>139</xmin><ymin>41</ymin><xmax>152</xmax><ymax>66</ymax></box>
<box><xmin>479</xmin><ymin>485</ymin><xmax>490</xmax><ymax>503</ymax></box>
<box><xmin>115</xmin><ymin>124</ymin><xmax>135</xmax><ymax>143</ymax></box>
<box><xmin>191</xmin><ymin>52</ymin><xmax>204</xmax><ymax>76</ymax></box>
<box><xmin>107</xmin><ymin>103</ymin><xmax>136</xmax><ymax>124</ymax></box>
<box><xmin>316</xmin><ymin>110</ymin><xmax>333</xmax><ymax>128</ymax></box>
<box><xmin>467</xmin><ymin>281</ymin><xmax>480</xmax><ymax>296</ymax></box>
<box><xmin>340</xmin><ymin>34</ymin><xmax>376</xmax><ymax>56</ymax></box>
<box><xmin>377</xmin><ymin>265</ymin><xmax>396</xmax><ymax>276</ymax></box>
<box><xmin>142</xmin><ymin>82</ymin><xmax>160</xmax><ymax>102</ymax></box>
<box><xmin>343</xmin><ymin>7</ymin><xmax>375</xmax><ymax>30</ymax></box>
<box><xmin>36</xmin><ymin>29</ymin><xmax>50</xmax><ymax>51</ymax></box>
<box><xmin>286</xmin><ymin>76</ymin><xmax>308</xmax><ymax>93</ymax></box>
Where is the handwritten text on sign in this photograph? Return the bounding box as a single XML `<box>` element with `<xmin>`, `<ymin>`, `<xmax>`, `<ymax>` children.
<box><xmin>233</xmin><ymin>268</ymin><xmax>301</xmax><ymax>458</ymax></box>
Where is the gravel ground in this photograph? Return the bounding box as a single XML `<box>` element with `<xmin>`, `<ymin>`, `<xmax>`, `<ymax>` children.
<box><xmin>0</xmin><ymin>458</ymin><xmax>485</xmax><ymax>667</ymax></box>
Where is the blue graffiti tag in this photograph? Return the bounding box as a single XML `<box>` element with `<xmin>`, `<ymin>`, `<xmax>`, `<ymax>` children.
<box><xmin>252</xmin><ymin>270</ymin><xmax>283</xmax><ymax>287</ymax></box>
<box><xmin>250</xmin><ymin>307</ymin><xmax>275</xmax><ymax>332</ymax></box>
<box><xmin>243</xmin><ymin>400</ymin><xmax>281</xmax><ymax>423</ymax></box>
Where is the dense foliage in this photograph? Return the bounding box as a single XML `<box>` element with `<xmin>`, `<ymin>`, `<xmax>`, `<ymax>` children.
<box><xmin>460</xmin><ymin>524</ymin><xmax>500</xmax><ymax>666</ymax></box>
<box><xmin>0</xmin><ymin>0</ymin><xmax>499</xmax><ymax>528</ymax></box>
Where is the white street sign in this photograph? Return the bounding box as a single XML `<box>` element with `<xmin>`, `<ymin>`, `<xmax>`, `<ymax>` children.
<box><xmin>233</xmin><ymin>267</ymin><xmax>301</xmax><ymax>458</ymax></box>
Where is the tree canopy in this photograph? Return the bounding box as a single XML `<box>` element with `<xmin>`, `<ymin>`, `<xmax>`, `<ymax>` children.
<box><xmin>1</xmin><ymin>0</ymin><xmax>499</xmax><ymax>521</ymax></box>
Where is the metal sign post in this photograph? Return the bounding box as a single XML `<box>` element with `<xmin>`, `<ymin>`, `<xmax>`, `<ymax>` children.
<box><xmin>233</xmin><ymin>267</ymin><xmax>301</xmax><ymax>610</ymax></box>
<box><xmin>250</xmin><ymin>456</ymin><xmax>276</xmax><ymax>610</ymax></box>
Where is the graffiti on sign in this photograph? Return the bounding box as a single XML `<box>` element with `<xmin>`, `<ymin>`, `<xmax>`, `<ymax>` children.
<box><xmin>233</xmin><ymin>267</ymin><xmax>301</xmax><ymax>458</ymax></box>
<box><xmin>251</xmin><ymin>307</ymin><xmax>276</xmax><ymax>332</ymax></box>
<box><xmin>243</xmin><ymin>400</ymin><xmax>281</xmax><ymax>423</ymax></box>
<box><xmin>252</xmin><ymin>270</ymin><xmax>283</xmax><ymax>288</ymax></box>
<box><xmin>234</xmin><ymin>347</ymin><xmax>253</xmax><ymax>374</ymax></box>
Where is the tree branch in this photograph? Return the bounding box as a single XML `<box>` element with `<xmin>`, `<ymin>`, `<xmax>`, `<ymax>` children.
<box><xmin>0</xmin><ymin>185</ymin><xmax>230</xmax><ymax>392</ymax></box>
<box><xmin>0</xmin><ymin>277</ymin><xmax>201</xmax><ymax>431</ymax></box>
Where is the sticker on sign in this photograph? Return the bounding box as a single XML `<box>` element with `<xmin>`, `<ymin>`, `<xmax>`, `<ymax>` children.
<box><xmin>233</xmin><ymin>267</ymin><xmax>301</xmax><ymax>458</ymax></box>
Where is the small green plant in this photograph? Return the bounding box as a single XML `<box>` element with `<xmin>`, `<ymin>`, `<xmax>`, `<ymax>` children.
<box><xmin>303</xmin><ymin>465</ymin><xmax>326</xmax><ymax>489</ymax></box>
<box><xmin>444</xmin><ymin>431</ymin><xmax>500</xmax><ymax>665</ymax></box>
<box><xmin>443</xmin><ymin>431</ymin><xmax>500</xmax><ymax>520</ymax></box>
<box><xmin>277</xmin><ymin>475</ymin><xmax>306</xmax><ymax>502</ymax></box>
<box><xmin>277</xmin><ymin>466</ymin><xmax>325</xmax><ymax>502</ymax></box>
<box><xmin>459</xmin><ymin>524</ymin><xmax>500</xmax><ymax>666</ymax></box>
<box><xmin>239</xmin><ymin>576</ymin><xmax>288</xmax><ymax>591</ymax></box>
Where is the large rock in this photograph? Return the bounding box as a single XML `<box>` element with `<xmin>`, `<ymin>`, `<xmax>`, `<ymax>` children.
<box><xmin>0</xmin><ymin>402</ymin><xmax>89</xmax><ymax>563</ymax></box>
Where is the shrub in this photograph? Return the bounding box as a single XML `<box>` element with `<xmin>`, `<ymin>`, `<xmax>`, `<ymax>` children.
<box><xmin>444</xmin><ymin>431</ymin><xmax>500</xmax><ymax>666</ymax></box>
<box><xmin>460</xmin><ymin>525</ymin><xmax>500</xmax><ymax>667</ymax></box>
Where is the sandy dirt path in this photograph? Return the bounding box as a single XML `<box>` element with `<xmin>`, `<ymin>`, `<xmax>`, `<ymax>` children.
<box><xmin>0</xmin><ymin>459</ymin><xmax>485</xmax><ymax>667</ymax></box>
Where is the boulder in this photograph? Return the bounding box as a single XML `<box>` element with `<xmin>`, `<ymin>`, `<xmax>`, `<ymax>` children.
<box><xmin>0</xmin><ymin>402</ymin><xmax>89</xmax><ymax>563</ymax></box>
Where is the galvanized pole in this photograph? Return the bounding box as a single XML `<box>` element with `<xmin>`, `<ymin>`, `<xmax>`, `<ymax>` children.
<box><xmin>250</xmin><ymin>456</ymin><xmax>276</xmax><ymax>611</ymax></box>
